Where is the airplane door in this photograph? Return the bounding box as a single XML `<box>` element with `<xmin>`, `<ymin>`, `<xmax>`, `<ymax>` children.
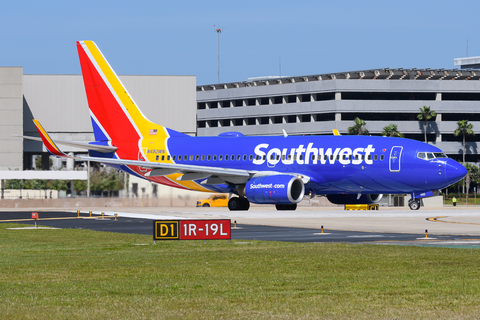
<box><xmin>389</xmin><ymin>146</ymin><xmax>403</xmax><ymax>172</ymax></box>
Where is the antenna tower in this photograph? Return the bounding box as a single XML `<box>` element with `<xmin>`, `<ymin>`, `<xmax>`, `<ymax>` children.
<box><xmin>215</xmin><ymin>26</ymin><xmax>221</xmax><ymax>83</ymax></box>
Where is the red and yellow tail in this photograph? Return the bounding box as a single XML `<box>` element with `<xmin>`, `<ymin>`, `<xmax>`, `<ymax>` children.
<box><xmin>77</xmin><ymin>41</ymin><xmax>185</xmax><ymax>161</ymax></box>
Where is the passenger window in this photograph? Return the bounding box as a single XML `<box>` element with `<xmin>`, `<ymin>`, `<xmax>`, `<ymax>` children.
<box><xmin>213</xmin><ymin>155</ymin><xmax>217</xmax><ymax>161</ymax></box>
<box><xmin>195</xmin><ymin>155</ymin><xmax>199</xmax><ymax>161</ymax></box>
<box><xmin>288</xmin><ymin>155</ymin><xmax>292</xmax><ymax>160</ymax></box>
<box><xmin>330</xmin><ymin>155</ymin><xmax>334</xmax><ymax>160</ymax></box>
<box><xmin>343</xmin><ymin>155</ymin><xmax>347</xmax><ymax>160</ymax></box>
<box><xmin>282</xmin><ymin>155</ymin><xmax>286</xmax><ymax>160</ymax></box>
<box><xmin>219</xmin><ymin>155</ymin><xmax>223</xmax><ymax>161</ymax></box>
<box><xmin>167</xmin><ymin>155</ymin><xmax>170</xmax><ymax>161</ymax></box>
<box><xmin>374</xmin><ymin>155</ymin><xmax>378</xmax><ymax>161</ymax></box>
<box><xmin>380</xmin><ymin>155</ymin><xmax>384</xmax><ymax>161</ymax></box>
<box><xmin>367</xmin><ymin>155</ymin><xmax>371</xmax><ymax>160</ymax></box>
<box><xmin>224</xmin><ymin>155</ymin><xmax>228</xmax><ymax>160</ymax></box>
<box><xmin>201</xmin><ymin>155</ymin><xmax>205</xmax><ymax>161</ymax></box>
<box><xmin>249</xmin><ymin>155</ymin><xmax>253</xmax><ymax>161</ymax></box>
<box><xmin>156</xmin><ymin>155</ymin><xmax>159</xmax><ymax>161</ymax></box>
<box><xmin>189</xmin><ymin>155</ymin><xmax>193</xmax><ymax>161</ymax></box>
<box><xmin>243</xmin><ymin>155</ymin><xmax>246</xmax><ymax>161</ymax></box>
<box><xmin>263</xmin><ymin>155</ymin><xmax>266</xmax><ymax>160</ymax></box>
<box><xmin>172</xmin><ymin>155</ymin><xmax>176</xmax><ymax>161</ymax></box>
<box><xmin>207</xmin><ymin>155</ymin><xmax>211</xmax><ymax>161</ymax></box>
<box><xmin>237</xmin><ymin>155</ymin><xmax>241</xmax><ymax>161</ymax></box>
<box><xmin>299</xmin><ymin>155</ymin><xmax>303</xmax><ymax>161</ymax></box>
<box><xmin>311</xmin><ymin>155</ymin><xmax>315</xmax><ymax>161</ymax></box>
<box><xmin>161</xmin><ymin>155</ymin><xmax>165</xmax><ymax>161</ymax></box>
<box><xmin>336</xmin><ymin>155</ymin><xmax>340</xmax><ymax>160</ymax></box>
<box><xmin>184</xmin><ymin>155</ymin><xmax>188</xmax><ymax>161</ymax></box>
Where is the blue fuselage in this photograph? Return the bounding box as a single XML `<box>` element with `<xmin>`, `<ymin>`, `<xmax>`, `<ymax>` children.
<box><xmin>167</xmin><ymin>134</ymin><xmax>466</xmax><ymax>195</ymax></box>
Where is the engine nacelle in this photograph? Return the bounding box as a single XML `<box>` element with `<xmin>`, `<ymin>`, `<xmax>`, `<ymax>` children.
<box><xmin>326</xmin><ymin>194</ymin><xmax>383</xmax><ymax>205</ymax></box>
<box><xmin>245</xmin><ymin>175</ymin><xmax>305</xmax><ymax>204</ymax></box>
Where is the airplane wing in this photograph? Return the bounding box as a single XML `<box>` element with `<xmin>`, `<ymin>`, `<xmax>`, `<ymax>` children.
<box><xmin>77</xmin><ymin>155</ymin><xmax>252</xmax><ymax>180</ymax></box>
<box><xmin>26</xmin><ymin>119</ymin><xmax>311</xmax><ymax>185</ymax></box>
<box><xmin>26</xmin><ymin>119</ymin><xmax>254</xmax><ymax>182</ymax></box>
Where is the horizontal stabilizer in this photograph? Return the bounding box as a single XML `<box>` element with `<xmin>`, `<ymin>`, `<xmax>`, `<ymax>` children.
<box><xmin>16</xmin><ymin>135</ymin><xmax>117</xmax><ymax>153</ymax></box>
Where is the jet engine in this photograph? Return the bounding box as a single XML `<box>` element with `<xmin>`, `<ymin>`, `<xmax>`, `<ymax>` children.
<box><xmin>326</xmin><ymin>194</ymin><xmax>383</xmax><ymax>205</ymax></box>
<box><xmin>244</xmin><ymin>175</ymin><xmax>305</xmax><ymax>204</ymax></box>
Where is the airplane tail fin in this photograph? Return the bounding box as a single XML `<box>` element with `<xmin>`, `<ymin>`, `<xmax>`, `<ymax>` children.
<box><xmin>76</xmin><ymin>41</ymin><xmax>186</xmax><ymax>159</ymax></box>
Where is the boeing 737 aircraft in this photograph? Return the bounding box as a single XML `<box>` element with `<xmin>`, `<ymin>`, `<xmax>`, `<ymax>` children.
<box><xmin>20</xmin><ymin>41</ymin><xmax>467</xmax><ymax>211</ymax></box>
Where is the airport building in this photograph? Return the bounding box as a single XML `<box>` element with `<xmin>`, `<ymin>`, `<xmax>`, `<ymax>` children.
<box><xmin>197</xmin><ymin>57</ymin><xmax>480</xmax><ymax>163</ymax></box>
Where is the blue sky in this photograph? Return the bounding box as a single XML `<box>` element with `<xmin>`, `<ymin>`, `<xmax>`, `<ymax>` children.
<box><xmin>2</xmin><ymin>0</ymin><xmax>480</xmax><ymax>85</ymax></box>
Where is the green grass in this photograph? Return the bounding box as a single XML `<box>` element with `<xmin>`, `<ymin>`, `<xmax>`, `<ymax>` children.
<box><xmin>1</xmin><ymin>223</ymin><xmax>480</xmax><ymax>319</ymax></box>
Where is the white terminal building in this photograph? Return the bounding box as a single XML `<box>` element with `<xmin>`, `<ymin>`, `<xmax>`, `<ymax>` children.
<box><xmin>1</xmin><ymin>56</ymin><xmax>479</xmax><ymax>197</ymax></box>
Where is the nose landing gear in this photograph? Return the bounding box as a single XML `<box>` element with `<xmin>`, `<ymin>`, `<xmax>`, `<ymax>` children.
<box><xmin>408</xmin><ymin>199</ymin><xmax>421</xmax><ymax>210</ymax></box>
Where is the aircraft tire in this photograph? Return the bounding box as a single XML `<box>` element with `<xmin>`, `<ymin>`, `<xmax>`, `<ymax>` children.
<box><xmin>228</xmin><ymin>197</ymin><xmax>241</xmax><ymax>211</ymax></box>
<box><xmin>275</xmin><ymin>203</ymin><xmax>297</xmax><ymax>211</ymax></box>
<box><xmin>408</xmin><ymin>200</ymin><xmax>421</xmax><ymax>210</ymax></box>
<box><xmin>240</xmin><ymin>197</ymin><xmax>250</xmax><ymax>211</ymax></box>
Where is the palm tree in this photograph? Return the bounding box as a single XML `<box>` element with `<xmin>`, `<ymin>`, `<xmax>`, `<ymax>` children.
<box><xmin>348</xmin><ymin>117</ymin><xmax>369</xmax><ymax>135</ymax></box>
<box><xmin>417</xmin><ymin>106</ymin><xmax>436</xmax><ymax>143</ymax></box>
<box><xmin>454</xmin><ymin>120</ymin><xmax>475</xmax><ymax>164</ymax></box>
<box><xmin>382</xmin><ymin>124</ymin><xmax>404</xmax><ymax>138</ymax></box>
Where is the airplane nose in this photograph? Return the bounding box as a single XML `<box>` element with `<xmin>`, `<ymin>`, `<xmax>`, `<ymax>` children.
<box><xmin>445</xmin><ymin>160</ymin><xmax>467</xmax><ymax>184</ymax></box>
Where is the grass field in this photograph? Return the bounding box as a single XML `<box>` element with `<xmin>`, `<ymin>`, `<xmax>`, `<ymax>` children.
<box><xmin>1</xmin><ymin>223</ymin><xmax>480</xmax><ymax>319</ymax></box>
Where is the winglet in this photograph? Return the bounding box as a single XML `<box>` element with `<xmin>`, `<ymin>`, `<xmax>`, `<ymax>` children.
<box><xmin>332</xmin><ymin>129</ymin><xmax>341</xmax><ymax>136</ymax></box>
<box><xmin>33</xmin><ymin>119</ymin><xmax>72</xmax><ymax>158</ymax></box>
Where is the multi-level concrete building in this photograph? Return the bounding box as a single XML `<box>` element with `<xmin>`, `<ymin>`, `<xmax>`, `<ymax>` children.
<box><xmin>197</xmin><ymin>62</ymin><xmax>480</xmax><ymax>163</ymax></box>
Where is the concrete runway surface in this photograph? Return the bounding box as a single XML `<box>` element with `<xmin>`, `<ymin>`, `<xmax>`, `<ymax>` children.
<box><xmin>1</xmin><ymin>206</ymin><xmax>480</xmax><ymax>247</ymax></box>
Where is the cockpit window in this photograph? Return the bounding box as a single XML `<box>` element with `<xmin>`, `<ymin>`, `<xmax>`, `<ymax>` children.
<box><xmin>417</xmin><ymin>152</ymin><xmax>448</xmax><ymax>160</ymax></box>
<box><xmin>433</xmin><ymin>152</ymin><xmax>447</xmax><ymax>158</ymax></box>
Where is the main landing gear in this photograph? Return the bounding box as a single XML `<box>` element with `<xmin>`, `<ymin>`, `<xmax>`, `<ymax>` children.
<box><xmin>408</xmin><ymin>199</ymin><xmax>421</xmax><ymax>210</ymax></box>
<box><xmin>275</xmin><ymin>204</ymin><xmax>297</xmax><ymax>211</ymax></box>
<box><xmin>227</xmin><ymin>197</ymin><xmax>298</xmax><ymax>211</ymax></box>
<box><xmin>228</xmin><ymin>197</ymin><xmax>250</xmax><ymax>211</ymax></box>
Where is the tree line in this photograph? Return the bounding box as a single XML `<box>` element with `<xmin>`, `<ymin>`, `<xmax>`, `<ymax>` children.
<box><xmin>5</xmin><ymin>166</ymin><xmax>125</xmax><ymax>197</ymax></box>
